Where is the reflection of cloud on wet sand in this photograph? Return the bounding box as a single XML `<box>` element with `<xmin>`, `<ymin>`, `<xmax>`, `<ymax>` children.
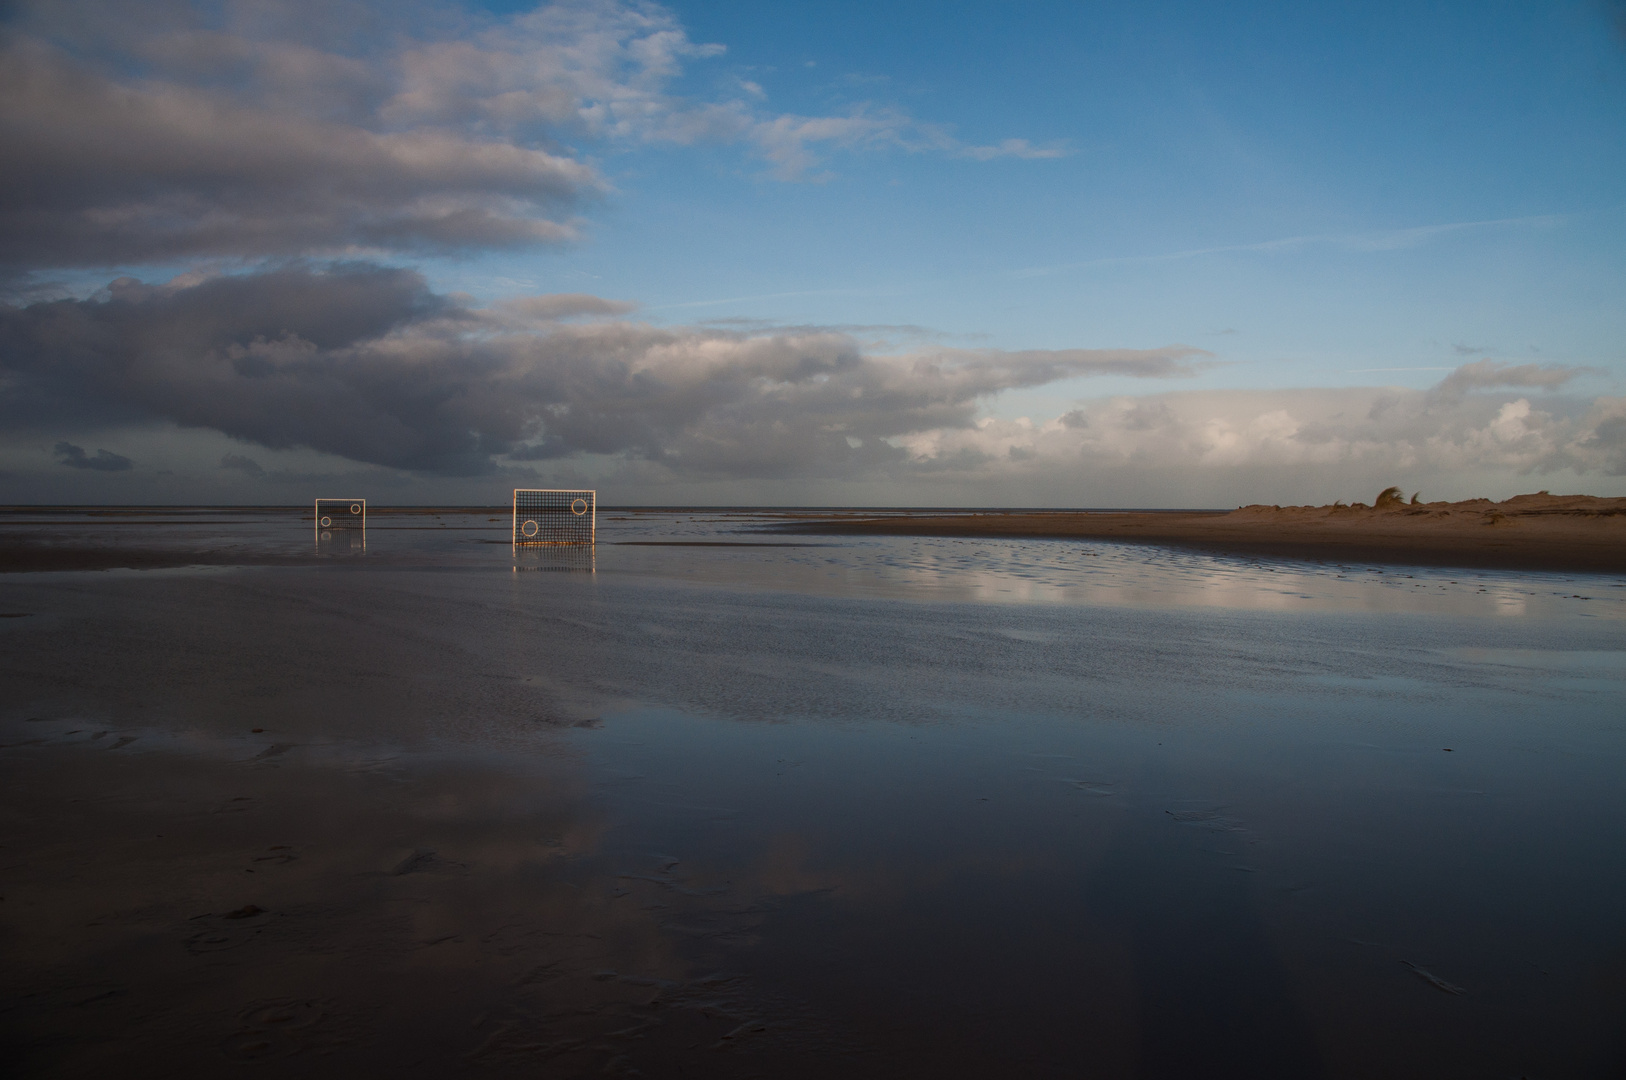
<box><xmin>0</xmin><ymin>708</ymin><xmax>1155</xmax><ymax>1076</ymax></box>
<box><xmin>0</xmin><ymin>722</ymin><xmax>845</xmax><ymax>1075</ymax></box>
<box><xmin>6</xmin><ymin>531</ymin><xmax>1625</xmax><ymax>1076</ymax></box>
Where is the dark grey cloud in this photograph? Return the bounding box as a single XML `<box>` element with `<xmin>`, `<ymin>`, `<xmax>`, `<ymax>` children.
<box><xmin>1</xmin><ymin>264</ymin><xmax>1205</xmax><ymax>478</ymax></box>
<box><xmin>54</xmin><ymin>441</ymin><xmax>133</xmax><ymax>471</ymax></box>
<box><xmin>0</xmin><ymin>33</ymin><xmax>598</xmax><ymax>272</ymax></box>
<box><xmin>0</xmin><ymin>0</ymin><xmax>1066</xmax><ymax>276</ymax></box>
<box><xmin>1579</xmin><ymin>415</ymin><xmax>1626</xmax><ymax>475</ymax></box>
<box><xmin>220</xmin><ymin>453</ymin><xmax>266</xmax><ymax>477</ymax></box>
<box><xmin>1426</xmin><ymin>358</ymin><xmax>1587</xmax><ymax>404</ymax></box>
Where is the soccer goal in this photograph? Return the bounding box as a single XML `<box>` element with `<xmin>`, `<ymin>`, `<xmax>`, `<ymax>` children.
<box><xmin>314</xmin><ymin>498</ymin><xmax>366</xmax><ymax>531</ymax></box>
<box><xmin>513</xmin><ymin>489</ymin><xmax>596</xmax><ymax>546</ymax></box>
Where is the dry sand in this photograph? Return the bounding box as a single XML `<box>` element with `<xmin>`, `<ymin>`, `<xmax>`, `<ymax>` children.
<box><xmin>776</xmin><ymin>492</ymin><xmax>1626</xmax><ymax>573</ymax></box>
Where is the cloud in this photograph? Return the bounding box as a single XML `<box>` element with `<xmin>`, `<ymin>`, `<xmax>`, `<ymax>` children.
<box><xmin>12</xmin><ymin>269</ymin><xmax>1618</xmax><ymax>493</ymax></box>
<box><xmin>488</xmin><ymin>293</ymin><xmax>638</xmax><ymax>322</ymax></box>
<box><xmin>220</xmin><ymin>452</ymin><xmax>266</xmax><ymax>477</ymax></box>
<box><xmin>0</xmin><ymin>32</ymin><xmax>599</xmax><ymax>271</ymax></box>
<box><xmin>1569</xmin><ymin>398</ymin><xmax>1626</xmax><ymax>476</ymax></box>
<box><xmin>743</xmin><ymin>113</ymin><xmax>1069</xmax><ymax>181</ymax></box>
<box><xmin>54</xmin><ymin>441</ymin><xmax>133</xmax><ymax>471</ymax></box>
<box><xmin>747</xmin><ymin>107</ymin><xmax>917</xmax><ymax>181</ymax></box>
<box><xmin>1425</xmin><ymin>358</ymin><xmax>1587</xmax><ymax>404</ymax></box>
<box><xmin>11</xmin><ymin>345</ymin><xmax>1624</xmax><ymax>504</ymax></box>
<box><xmin>1013</xmin><ymin>215</ymin><xmax>1563</xmax><ymax>279</ymax></box>
<box><xmin>955</xmin><ymin>138</ymin><xmax>1070</xmax><ymax>162</ymax></box>
<box><xmin>881</xmin><ymin>367</ymin><xmax>1624</xmax><ymax>487</ymax></box>
<box><xmin>0</xmin><ymin>263</ymin><xmax>1204</xmax><ymax>478</ymax></box>
<box><xmin>0</xmin><ymin>0</ymin><xmax>1063</xmax><ymax>273</ymax></box>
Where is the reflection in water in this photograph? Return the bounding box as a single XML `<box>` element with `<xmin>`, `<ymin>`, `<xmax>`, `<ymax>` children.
<box><xmin>315</xmin><ymin>528</ymin><xmax>366</xmax><ymax>554</ymax></box>
<box><xmin>514</xmin><ymin>544</ymin><xmax>596</xmax><ymax>573</ymax></box>
<box><xmin>313</xmin><ymin>498</ymin><xmax>366</xmax><ymax>535</ymax></box>
<box><xmin>314</xmin><ymin>498</ymin><xmax>368</xmax><ymax>555</ymax></box>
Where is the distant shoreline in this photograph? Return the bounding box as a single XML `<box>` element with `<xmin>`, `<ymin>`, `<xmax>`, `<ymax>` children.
<box><xmin>772</xmin><ymin>493</ymin><xmax>1626</xmax><ymax>574</ymax></box>
<box><xmin>2</xmin><ymin>495</ymin><xmax>1622</xmax><ymax>574</ymax></box>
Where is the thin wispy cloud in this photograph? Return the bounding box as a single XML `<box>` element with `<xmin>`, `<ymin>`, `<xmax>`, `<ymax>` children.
<box><xmin>1011</xmin><ymin>214</ymin><xmax>1567</xmax><ymax>279</ymax></box>
<box><xmin>954</xmin><ymin>138</ymin><xmax>1070</xmax><ymax>162</ymax></box>
<box><xmin>1344</xmin><ymin>367</ymin><xmax>1454</xmax><ymax>373</ymax></box>
<box><xmin>653</xmin><ymin>288</ymin><xmax>902</xmax><ymax>311</ymax></box>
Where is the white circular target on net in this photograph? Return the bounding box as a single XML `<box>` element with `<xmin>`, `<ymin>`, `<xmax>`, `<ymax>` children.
<box><xmin>571</xmin><ymin>498</ymin><xmax>588</xmax><ymax>516</ymax></box>
<box><xmin>522</xmin><ymin>519</ymin><xmax>539</xmax><ymax>537</ymax></box>
<box><xmin>350</xmin><ymin>504</ymin><xmax>361</xmax><ymax>515</ymax></box>
<box><xmin>320</xmin><ymin>516</ymin><xmax>332</xmax><ymax>527</ymax></box>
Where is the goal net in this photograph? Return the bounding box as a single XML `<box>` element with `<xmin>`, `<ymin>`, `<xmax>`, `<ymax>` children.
<box><xmin>314</xmin><ymin>498</ymin><xmax>366</xmax><ymax>531</ymax></box>
<box><xmin>513</xmin><ymin>489</ymin><xmax>596</xmax><ymax>546</ymax></box>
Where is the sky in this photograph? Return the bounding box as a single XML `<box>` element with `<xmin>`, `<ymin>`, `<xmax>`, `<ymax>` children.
<box><xmin>1</xmin><ymin>0</ymin><xmax>1623</xmax><ymax>507</ymax></box>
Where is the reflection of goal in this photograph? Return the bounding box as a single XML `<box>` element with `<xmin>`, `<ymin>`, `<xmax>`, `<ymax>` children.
<box><xmin>314</xmin><ymin>498</ymin><xmax>366</xmax><ymax>531</ymax></box>
<box><xmin>513</xmin><ymin>489</ymin><xmax>596</xmax><ymax>546</ymax></box>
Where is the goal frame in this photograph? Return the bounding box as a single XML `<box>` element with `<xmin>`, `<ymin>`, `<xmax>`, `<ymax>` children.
<box><xmin>314</xmin><ymin>498</ymin><xmax>367</xmax><ymax>532</ymax></box>
<box><xmin>512</xmin><ymin>489</ymin><xmax>596</xmax><ymax>547</ymax></box>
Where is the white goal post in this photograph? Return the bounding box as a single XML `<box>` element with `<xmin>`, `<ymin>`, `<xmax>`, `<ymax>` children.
<box><xmin>513</xmin><ymin>489</ymin><xmax>596</xmax><ymax>546</ymax></box>
<box><xmin>314</xmin><ymin>498</ymin><xmax>366</xmax><ymax>532</ymax></box>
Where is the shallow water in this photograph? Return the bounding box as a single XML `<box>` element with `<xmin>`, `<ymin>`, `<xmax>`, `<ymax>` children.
<box><xmin>2</xmin><ymin>510</ymin><xmax>1624</xmax><ymax>1077</ymax></box>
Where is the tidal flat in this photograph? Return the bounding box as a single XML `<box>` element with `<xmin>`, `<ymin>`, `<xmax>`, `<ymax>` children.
<box><xmin>2</xmin><ymin>508</ymin><xmax>1624</xmax><ymax>1077</ymax></box>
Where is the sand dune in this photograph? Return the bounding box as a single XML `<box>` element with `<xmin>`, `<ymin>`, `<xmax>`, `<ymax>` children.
<box><xmin>779</xmin><ymin>492</ymin><xmax>1626</xmax><ymax>572</ymax></box>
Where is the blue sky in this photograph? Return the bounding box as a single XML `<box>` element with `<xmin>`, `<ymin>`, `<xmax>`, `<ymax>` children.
<box><xmin>2</xmin><ymin>0</ymin><xmax>1623</xmax><ymax>504</ymax></box>
<box><xmin>460</xmin><ymin>0</ymin><xmax>1625</xmax><ymax>372</ymax></box>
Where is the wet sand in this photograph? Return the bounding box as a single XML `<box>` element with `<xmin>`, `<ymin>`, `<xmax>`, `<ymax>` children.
<box><xmin>774</xmin><ymin>492</ymin><xmax>1626</xmax><ymax>572</ymax></box>
<box><xmin>0</xmin><ymin>506</ymin><xmax>506</xmax><ymax>573</ymax></box>
<box><xmin>2</xmin><ymin>512</ymin><xmax>1625</xmax><ymax>1077</ymax></box>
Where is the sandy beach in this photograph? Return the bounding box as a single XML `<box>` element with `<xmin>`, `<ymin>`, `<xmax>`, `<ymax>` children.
<box><xmin>6</xmin><ymin>495</ymin><xmax>1621</xmax><ymax>575</ymax></box>
<box><xmin>2</xmin><ymin>509</ymin><xmax>1625</xmax><ymax>1077</ymax></box>
<box><xmin>774</xmin><ymin>492</ymin><xmax>1626</xmax><ymax>573</ymax></box>
<box><xmin>7</xmin><ymin>2</ymin><xmax>1624</xmax><ymax>1074</ymax></box>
